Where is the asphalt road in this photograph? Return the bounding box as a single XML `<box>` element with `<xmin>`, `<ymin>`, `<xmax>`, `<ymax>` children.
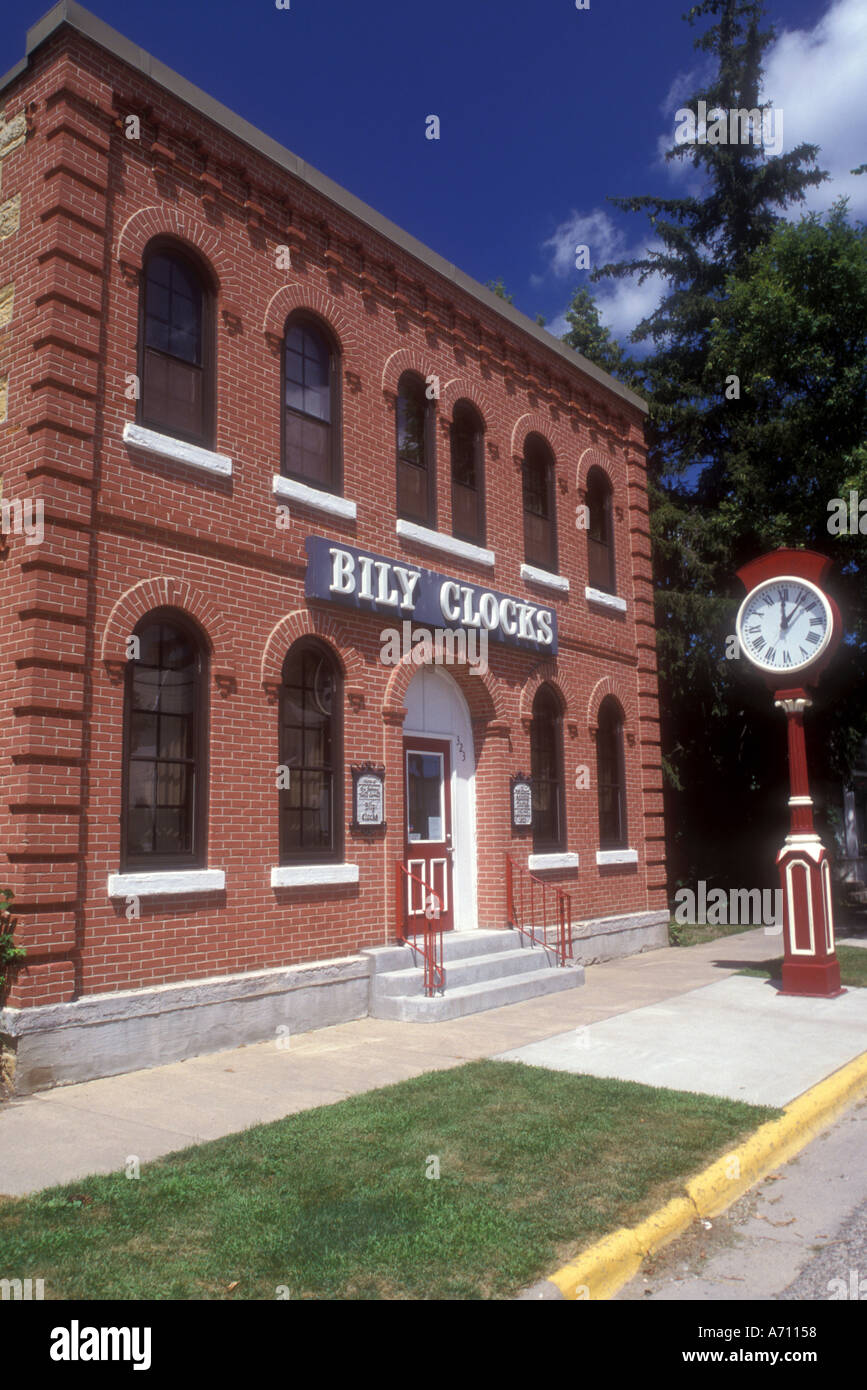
<box><xmin>616</xmin><ymin>1095</ymin><xmax>867</xmax><ymax>1301</ymax></box>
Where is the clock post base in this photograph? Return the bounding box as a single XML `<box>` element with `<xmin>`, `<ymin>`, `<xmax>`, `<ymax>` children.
<box><xmin>776</xmin><ymin>836</ymin><xmax>843</xmax><ymax>1000</ymax></box>
<box><xmin>780</xmin><ymin>959</ymin><xmax>844</xmax><ymax>999</ymax></box>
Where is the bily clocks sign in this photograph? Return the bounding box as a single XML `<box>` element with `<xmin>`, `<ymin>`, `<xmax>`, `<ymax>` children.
<box><xmin>305</xmin><ymin>537</ymin><xmax>558</xmax><ymax>653</ymax></box>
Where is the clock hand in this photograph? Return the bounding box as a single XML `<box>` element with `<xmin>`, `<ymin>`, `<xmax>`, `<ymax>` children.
<box><xmin>785</xmin><ymin>597</ymin><xmax>809</xmax><ymax>631</ymax></box>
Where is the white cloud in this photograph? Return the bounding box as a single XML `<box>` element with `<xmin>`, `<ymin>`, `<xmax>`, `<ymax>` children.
<box><xmin>655</xmin><ymin>0</ymin><xmax>867</xmax><ymax>212</ymax></box>
<box><xmin>541</xmin><ymin>208</ymin><xmax>627</xmax><ymax>278</ymax></box>
<box><xmin>762</xmin><ymin>0</ymin><xmax>867</xmax><ymax>216</ymax></box>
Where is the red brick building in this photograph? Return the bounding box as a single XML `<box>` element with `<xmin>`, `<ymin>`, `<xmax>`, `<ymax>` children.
<box><xmin>0</xmin><ymin>2</ymin><xmax>666</xmax><ymax>1092</ymax></box>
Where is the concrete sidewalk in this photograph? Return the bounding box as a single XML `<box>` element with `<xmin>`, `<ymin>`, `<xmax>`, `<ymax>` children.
<box><xmin>0</xmin><ymin>926</ymin><xmax>860</xmax><ymax>1196</ymax></box>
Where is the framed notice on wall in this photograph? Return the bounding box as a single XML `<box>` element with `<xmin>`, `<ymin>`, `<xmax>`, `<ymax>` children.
<box><xmin>350</xmin><ymin>763</ymin><xmax>386</xmax><ymax>833</ymax></box>
<box><xmin>510</xmin><ymin>772</ymin><xmax>533</xmax><ymax>832</ymax></box>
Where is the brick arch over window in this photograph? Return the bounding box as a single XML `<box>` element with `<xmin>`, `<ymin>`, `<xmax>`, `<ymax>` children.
<box><xmin>510</xmin><ymin>413</ymin><xmax>569</xmax><ymax>469</ymax></box>
<box><xmin>380</xmin><ymin>653</ymin><xmax>501</xmax><ymax>726</ymax></box>
<box><xmin>101</xmin><ymin>578</ymin><xmax>238</xmax><ymax>681</ymax></box>
<box><xmin>381</xmin><ymin>347</ymin><xmax>438</xmax><ymax>401</ymax></box>
<box><xmin>260</xmin><ymin>609</ymin><xmax>366</xmax><ymax>705</ymax></box>
<box><xmin>438</xmin><ymin>377</ymin><xmax>494</xmax><ymax>426</ymax></box>
<box><xmin>116</xmin><ymin>208</ymin><xmax>241</xmax><ymax>307</ymax></box>
<box><xmin>587</xmin><ymin>676</ymin><xmax>637</xmax><ymax>733</ymax></box>
<box><xmin>261</xmin><ymin>283</ymin><xmax>359</xmax><ymax>355</ymax></box>
<box><xmin>575</xmin><ymin>446</ymin><xmax>617</xmax><ymax>494</ymax></box>
<box><xmin>519</xmin><ymin>659</ymin><xmax>580</xmax><ymax>730</ymax></box>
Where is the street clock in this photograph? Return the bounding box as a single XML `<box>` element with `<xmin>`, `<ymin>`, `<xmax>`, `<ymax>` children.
<box><xmin>735</xmin><ymin>549</ymin><xmax>844</xmax><ymax>1000</ymax></box>
<box><xmin>736</xmin><ymin>576</ymin><xmax>833</xmax><ymax>677</ymax></box>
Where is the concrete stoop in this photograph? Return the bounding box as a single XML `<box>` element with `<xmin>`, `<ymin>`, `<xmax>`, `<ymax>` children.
<box><xmin>364</xmin><ymin>928</ymin><xmax>585</xmax><ymax>1022</ymax></box>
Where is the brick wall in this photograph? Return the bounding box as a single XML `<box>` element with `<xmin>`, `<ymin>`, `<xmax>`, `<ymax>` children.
<box><xmin>0</xmin><ymin>25</ymin><xmax>666</xmax><ymax>1009</ymax></box>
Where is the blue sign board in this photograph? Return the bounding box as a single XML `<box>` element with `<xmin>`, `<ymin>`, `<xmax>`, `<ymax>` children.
<box><xmin>304</xmin><ymin>537</ymin><xmax>558</xmax><ymax>654</ymax></box>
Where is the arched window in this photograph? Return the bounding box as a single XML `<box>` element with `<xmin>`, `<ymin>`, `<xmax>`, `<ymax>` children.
<box><xmin>123</xmin><ymin>612</ymin><xmax>207</xmax><ymax>869</ymax></box>
<box><xmin>530</xmin><ymin>684</ymin><xmax>565</xmax><ymax>852</ymax></box>
<box><xmin>522</xmin><ymin>433</ymin><xmax>557</xmax><ymax>571</ymax></box>
<box><xmin>450</xmin><ymin>400</ymin><xmax>485</xmax><ymax>545</ymax></box>
<box><xmin>279</xmin><ymin>641</ymin><xmax>343</xmax><ymax>864</ymax></box>
<box><xmin>139</xmin><ymin>244</ymin><xmax>213</xmax><ymax>446</ymax></box>
<box><xmin>587</xmin><ymin>467</ymin><xmax>615</xmax><ymax>594</ymax></box>
<box><xmin>283</xmin><ymin>315</ymin><xmax>341</xmax><ymax>492</ymax></box>
<box><xmin>396</xmin><ymin>372</ymin><xmax>435</xmax><ymax>525</ymax></box>
<box><xmin>597</xmin><ymin>697</ymin><xmax>627</xmax><ymax>849</ymax></box>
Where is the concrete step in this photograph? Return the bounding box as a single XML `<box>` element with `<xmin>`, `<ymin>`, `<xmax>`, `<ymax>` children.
<box><xmin>372</xmin><ymin>944</ymin><xmax>565</xmax><ymax>999</ymax></box>
<box><xmin>372</xmin><ymin>962</ymin><xmax>585</xmax><ymax>1022</ymax></box>
<box><xmin>362</xmin><ymin>928</ymin><xmax>525</xmax><ymax>978</ymax></box>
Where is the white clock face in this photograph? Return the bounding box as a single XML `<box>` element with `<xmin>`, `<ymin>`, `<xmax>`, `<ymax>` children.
<box><xmin>736</xmin><ymin>577</ymin><xmax>832</xmax><ymax>675</ymax></box>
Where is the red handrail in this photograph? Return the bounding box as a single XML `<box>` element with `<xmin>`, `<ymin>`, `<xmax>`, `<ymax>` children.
<box><xmin>395</xmin><ymin>860</ymin><xmax>445</xmax><ymax>996</ymax></box>
<box><xmin>505</xmin><ymin>854</ymin><xmax>573</xmax><ymax>967</ymax></box>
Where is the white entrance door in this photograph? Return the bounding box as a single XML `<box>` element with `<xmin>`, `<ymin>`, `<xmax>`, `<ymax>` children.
<box><xmin>403</xmin><ymin>667</ymin><xmax>478</xmax><ymax>930</ymax></box>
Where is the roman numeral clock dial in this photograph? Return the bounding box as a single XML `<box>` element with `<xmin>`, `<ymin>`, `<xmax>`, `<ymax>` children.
<box><xmin>736</xmin><ymin>577</ymin><xmax>832</xmax><ymax>675</ymax></box>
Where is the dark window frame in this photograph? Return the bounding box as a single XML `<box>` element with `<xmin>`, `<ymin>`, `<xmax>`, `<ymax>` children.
<box><xmin>278</xmin><ymin>638</ymin><xmax>344</xmax><ymax>866</ymax></box>
<box><xmin>587</xmin><ymin>467</ymin><xmax>616</xmax><ymax>595</ymax></box>
<box><xmin>137</xmin><ymin>239</ymin><xmax>215</xmax><ymax>448</ymax></box>
<box><xmin>449</xmin><ymin>400</ymin><xmax>486</xmax><ymax>546</ymax></box>
<box><xmin>396</xmin><ymin>371</ymin><xmax>437</xmax><ymax>527</ymax></box>
<box><xmin>522</xmin><ymin>433</ymin><xmax>558</xmax><ymax>572</ymax></box>
<box><xmin>596</xmin><ymin>697</ymin><xmax>628</xmax><ymax>850</ymax></box>
<box><xmin>530</xmin><ymin>683</ymin><xmax>566</xmax><ymax>854</ymax></box>
<box><xmin>121</xmin><ymin>608</ymin><xmax>209</xmax><ymax>872</ymax></box>
<box><xmin>281</xmin><ymin>311</ymin><xmax>343</xmax><ymax>495</ymax></box>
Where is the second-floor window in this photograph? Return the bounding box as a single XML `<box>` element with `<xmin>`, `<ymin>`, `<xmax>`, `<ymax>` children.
<box><xmin>450</xmin><ymin>401</ymin><xmax>485</xmax><ymax>545</ymax></box>
<box><xmin>283</xmin><ymin>315</ymin><xmax>340</xmax><ymax>492</ymax></box>
<box><xmin>396</xmin><ymin>372</ymin><xmax>435</xmax><ymax>526</ymax></box>
<box><xmin>140</xmin><ymin>246</ymin><xmax>213</xmax><ymax>446</ymax></box>
<box><xmin>522</xmin><ymin>433</ymin><xmax>557</xmax><ymax>571</ymax></box>
<box><xmin>587</xmin><ymin>467</ymin><xmax>616</xmax><ymax>593</ymax></box>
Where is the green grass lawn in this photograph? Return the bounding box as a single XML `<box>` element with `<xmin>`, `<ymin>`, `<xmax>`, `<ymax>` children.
<box><xmin>668</xmin><ymin>918</ymin><xmax>763</xmax><ymax>947</ymax></box>
<box><xmin>739</xmin><ymin>943</ymin><xmax>867</xmax><ymax>989</ymax></box>
<box><xmin>0</xmin><ymin>1061</ymin><xmax>777</xmax><ymax>1301</ymax></box>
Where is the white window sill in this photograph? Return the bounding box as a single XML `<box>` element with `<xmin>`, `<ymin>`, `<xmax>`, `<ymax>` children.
<box><xmin>585</xmin><ymin>586</ymin><xmax>627</xmax><ymax>612</ymax></box>
<box><xmin>123</xmin><ymin>422</ymin><xmax>233</xmax><ymax>477</ymax></box>
<box><xmin>395</xmin><ymin>519</ymin><xmax>495</xmax><ymax>567</ymax></box>
<box><xmin>271</xmin><ymin>863</ymin><xmax>360</xmax><ymax>888</ymax></box>
<box><xmin>521</xmin><ymin>563</ymin><xmax>569</xmax><ymax>593</ymax></box>
<box><xmin>596</xmin><ymin>849</ymin><xmax>638</xmax><ymax>866</ymax></box>
<box><xmin>528</xmin><ymin>853</ymin><xmax>579</xmax><ymax>872</ymax></box>
<box><xmin>273</xmin><ymin>474</ymin><xmax>357</xmax><ymax>521</ymax></box>
<box><xmin>108</xmin><ymin>870</ymin><xmax>226</xmax><ymax>897</ymax></box>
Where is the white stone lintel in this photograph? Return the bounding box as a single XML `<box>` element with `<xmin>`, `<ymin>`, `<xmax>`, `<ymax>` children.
<box><xmin>596</xmin><ymin>849</ymin><xmax>638</xmax><ymax>866</ymax></box>
<box><xmin>123</xmin><ymin>422</ymin><xmax>233</xmax><ymax>476</ymax></box>
<box><xmin>271</xmin><ymin>863</ymin><xmax>360</xmax><ymax>888</ymax></box>
<box><xmin>108</xmin><ymin>869</ymin><xmax>226</xmax><ymax>897</ymax></box>
<box><xmin>585</xmin><ymin>586</ymin><xmax>627</xmax><ymax>612</ymax></box>
<box><xmin>272</xmin><ymin>473</ymin><xmax>357</xmax><ymax>520</ymax></box>
<box><xmin>395</xmin><ymin>519</ymin><xmax>495</xmax><ymax>567</ymax></box>
<box><xmin>528</xmin><ymin>852</ymin><xmax>579</xmax><ymax>872</ymax></box>
<box><xmin>521</xmin><ymin>563</ymin><xmax>569</xmax><ymax>592</ymax></box>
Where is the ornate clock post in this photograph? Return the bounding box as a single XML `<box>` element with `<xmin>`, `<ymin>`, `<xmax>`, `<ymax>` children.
<box><xmin>735</xmin><ymin>549</ymin><xmax>844</xmax><ymax>999</ymax></box>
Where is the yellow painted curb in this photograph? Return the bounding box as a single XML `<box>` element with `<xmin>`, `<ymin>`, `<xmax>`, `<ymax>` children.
<box><xmin>547</xmin><ymin>1049</ymin><xmax>867</xmax><ymax>1301</ymax></box>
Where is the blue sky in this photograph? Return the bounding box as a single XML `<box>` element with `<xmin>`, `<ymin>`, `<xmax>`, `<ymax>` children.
<box><xmin>3</xmin><ymin>0</ymin><xmax>865</xmax><ymax>349</ymax></box>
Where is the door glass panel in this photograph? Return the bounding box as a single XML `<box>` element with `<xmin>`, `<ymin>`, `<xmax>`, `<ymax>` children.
<box><xmin>406</xmin><ymin>752</ymin><xmax>444</xmax><ymax>842</ymax></box>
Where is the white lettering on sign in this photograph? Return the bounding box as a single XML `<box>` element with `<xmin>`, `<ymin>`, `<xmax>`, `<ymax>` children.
<box><xmin>440</xmin><ymin>581</ymin><xmax>461</xmax><ymax>621</ymax></box>
<box><xmin>394</xmin><ymin>566</ymin><xmax>421</xmax><ymax>610</ymax></box>
<box><xmin>321</xmin><ymin>543</ymin><xmax>554</xmax><ymax>648</ymax></box>
<box><xmin>329</xmin><ymin>548</ymin><xmax>355</xmax><ymax>594</ymax></box>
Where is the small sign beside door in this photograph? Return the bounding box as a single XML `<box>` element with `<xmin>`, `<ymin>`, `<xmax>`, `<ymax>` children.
<box><xmin>511</xmin><ymin>772</ymin><xmax>533</xmax><ymax>831</ymax></box>
<box><xmin>350</xmin><ymin>763</ymin><xmax>386</xmax><ymax>832</ymax></box>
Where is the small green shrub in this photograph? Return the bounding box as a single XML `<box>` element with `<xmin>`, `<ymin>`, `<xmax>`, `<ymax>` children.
<box><xmin>0</xmin><ymin>887</ymin><xmax>26</xmax><ymax>994</ymax></box>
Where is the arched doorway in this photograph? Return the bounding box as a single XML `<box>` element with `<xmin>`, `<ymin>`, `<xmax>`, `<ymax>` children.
<box><xmin>403</xmin><ymin>666</ymin><xmax>478</xmax><ymax>931</ymax></box>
